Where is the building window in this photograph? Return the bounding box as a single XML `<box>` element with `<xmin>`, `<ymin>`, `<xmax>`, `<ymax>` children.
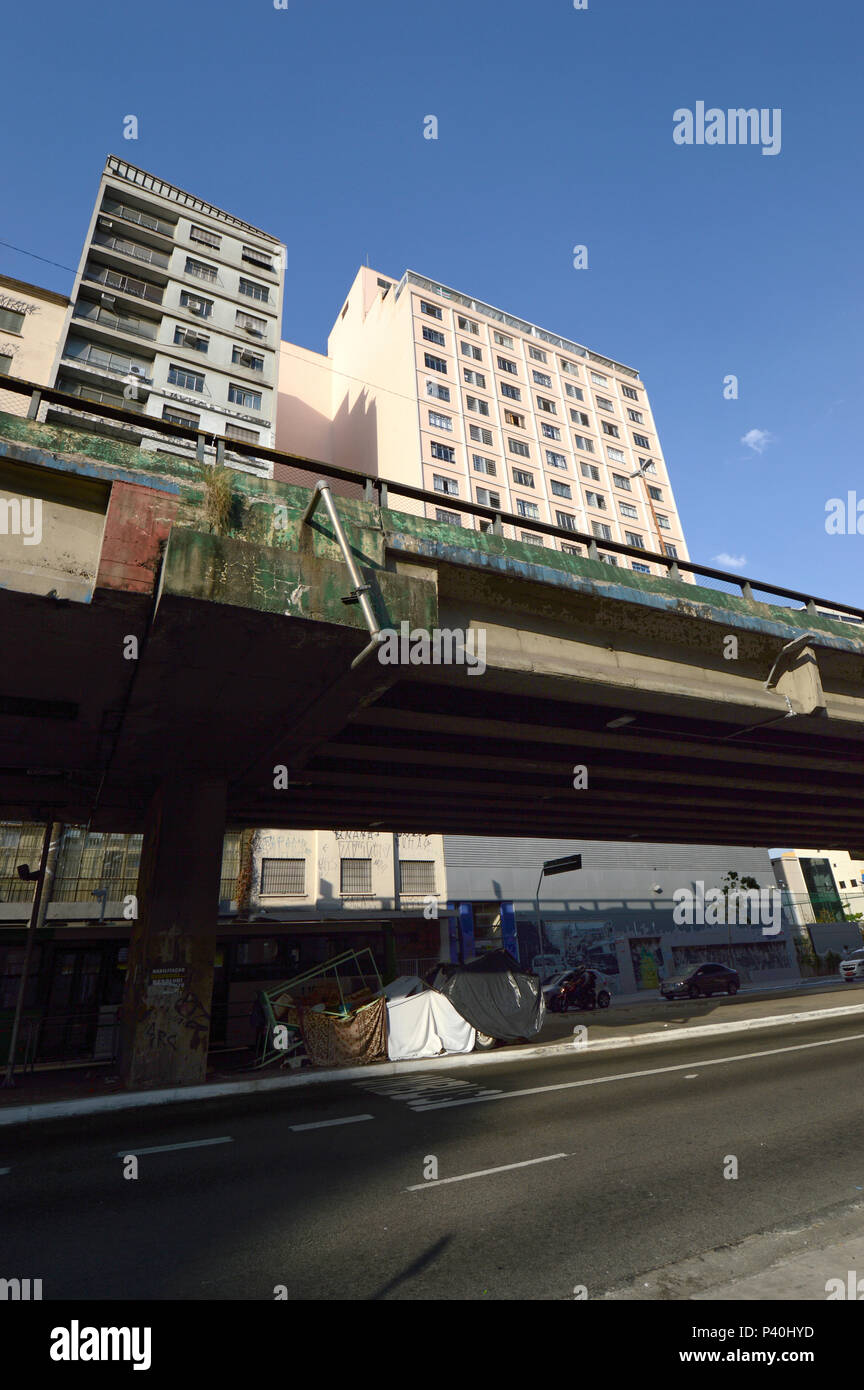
<box><xmin>232</xmin><ymin>345</ymin><xmax>264</xmax><ymax>370</ymax></box>
<box><xmin>536</xmin><ymin>396</ymin><xmax>556</xmax><ymax>414</ymax></box>
<box><xmin>190</xmin><ymin>225</ymin><xmax>221</xmax><ymax>249</ymax></box>
<box><xmin>466</xmin><ymin>395</ymin><xmax>489</xmax><ymax>415</ymax></box>
<box><xmin>236</xmin><ymin>310</ymin><xmax>266</xmax><ymax>336</ymax></box>
<box><xmin>599</xmin><ymin>553</ymin><xmax>619</xmax><ymax>565</ymax></box>
<box><xmin>622</xmin><ymin>384</ymin><xmax>640</xmax><ymax>400</ymax></box>
<box><xmin>570</xmin><ymin>409</ymin><xmax>590</xmax><ymax>427</ymax></box>
<box><xmin>592</xmin><ymin>521</ymin><xmax>612</xmax><ymax>540</ymax></box>
<box><xmin>551</xmin><ymin>480</ymin><xmax>572</xmax><ymax>498</ymax></box>
<box><xmin>0</xmin><ymin>309</ymin><xmax>25</xmax><ymax>334</ymax></box>
<box><xmin>399</xmin><ymin>860</ymin><xmax>436</xmax><ymax>895</ymax></box>
<box><xmin>517</xmin><ymin>499</ymin><xmax>539</xmax><ymax>519</ymax></box>
<box><xmin>573</xmin><ymin>434</ymin><xmax>595</xmax><ymax>453</ymax></box>
<box><xmin>435</xmin><ymin>508</ymin><xmax>461</xmax><ymax>525</ymax></box>
<box><xmin>590</xmin><ymin>371</ymin><xmax>608</xmax><ymax>385</ymax></box>
<box><xmin>472</xmin><ymin>454</ymin><xmax>496</xmax><ymax>476</ymax></box>
<box><xmin>619</xmin><ymin>501</ymin><xmax>638</xmax><ymax>519</ymax></box>
<box><xmin>461</xmin><ymin>341</ymin><xmax>483</xmax><ymax>361</ymax></box>
<box><xmin>559</xmin><ymin>358</ymin><xmax>580</xmax><ymax>376</ymax></box>
<box><xmin>493</xmin><ymin>330</ymin><xmax>514</xmax><ymax>347</ymax></box>
<box><xmin>580</xmin><ymin>462</ymin><xmax>600</xmax><ymax>481</ymax></box>
<box><xmin>340</xmin><ymin>858</ymin><xmax>373</xmax><ymax>896</ymax></box>
<box><xmin>602</xmin><ymin>421</ymin><xmax>620</xmax><ymax>438</ymax></box>
<box><xmin>421</xmin><ymin>299</ymin><xmax>442</xmax><ymax>319</ymax></box>
<box><xmin>627</xmin><ymin>409</ymin><xmax>644</xmax><ymax>423</ymax></box>
<box><xmin>585</xmin><ymin>491</ymin><xmax>606</xmax><ymax>510</ymax></box>
<box><xmin>227</xmin><ymin>382</ymin><xmax>262</xmax><ymax>409</ymax></box>
<box><xmin>425</xmin><ymin>353</ymin><xmax>447</xmax><ymax>374</ymax></box>
<box><xmin>422</xmin><ymin>325</ymin><xmax>446</xmax><ymax>346</ymax></box>
<box><xmin>556</xmin><ymin>510</ymin><xmax>577</xmax><ymax>531</ymax></box>
<box><xmin>185</xmin><ymin>257</ymin><xmax>218</xmax><ymax>282</ymax></box>
<box><xmin>476</xmin><ymin>487</ymin><xmax>501</xmax><ymax>508</ymax></box>
<box><xmin>512</xmin><ymin>468</ymin><xmax>534</xmax><ymax>487</ymax></box>
<box><xmin>174</xmin><ymin>325</ymin><xmax>208</xmax><ymax>352</ymax></box>
<box><xmin>226</xmin><ymin>423</ymin><xmax>259</xmax><ymax>442</ymax></box>
<box><xmin>504</xmin><ymin>410</ymin><xmax>525</xmax><ymax>428</ymax></box>
<box><xmin>540</xmin><ymin>422</ymin><xmax>561</xmax><ymax>440</ymax></box>
<box><xmin>497</xmin><ymin>355</ymin><xmax>518</xmax><ymax>374</ymax></box>
<box><xmin>508</xmin><ymin>438</ymin><xmax>530</xmax><ymax>457</ymax></box>
<box><xmin>532</xmin><ymin>370</ymin><xmax>552</xmax><ymax>387</ymax></box>
<box><xmin>648</xmin><ymin>485</ymin><xmax>663</xmax><ymax>501</ymax></box>
<box><xmin>612</xmin><ymin>474</ymin><xmax>631</xmax><ymax>490</ymax></box>
<box><xmin>260</xmin><ymin>858</ymin><xmax>305</xmax><ymax>895</ymax></box>
<box><xmin>181</xmin><ymin>290</ymin><xmax>213</xmax><ymax>318</ymax></box>
<box><xmin>607</xmin><ymin>447</ymin><xmax>626</xmax><ymax>463</ymax></box>
<box><xmin>664</xmin><ymin>542</ymin><xmax>678</xmax><ymax>558</ymax></box>
<box><xmin>0</xmin><ymin>353</ymin><xmax>12</xmax><ymax>375</ymax></box>
<box><xmin>457</xmin><ymin>314</ymin><xmax>478</xmax><ymax>334</ymax></box>
<box><xmin>431</xmin><ymin>443</ymin><xmax>456</xmax><ymax>463</ymax></box>
<box><xmin>633</xmin><ymin>433</ymin><xmax>651</xmax><ymax>449</ymax></box>
<box><xmin>464</xmin><ymin>369</ymin><xmax>486</xmax><ymax>388</ymax></box>
<box><xmin>632</xmin><ymin>562</ymin><xmax>651</xmax><ymax>573</ymax></box>
<box><xmin>546</xmin><ymin>451</ymin><xmax>567</xmax><ymax>469</ymax></box>
<box><xmin>162</xmin><ymin>405</ymin><xmax>199</xmax><ymax>428</ymax></box>
<box><xmin>469</xmin><ymin>424</ymin><xmax>493</xmax><ymax>445</ymax></box>
<box><xmin>167</xmin><ymin>363</ymin><xmax>204</xmax><ymax>392</ymax></box>
<box><xmin>242</xmin><ymin>245</ymin><xmax>275</xmax><ymax>271</ymax></box>
<box><xmin>428</xmin><ymin>410</ymin><xmax>452</xmax><ymax>431</ymax></box>
<box><xmin>529</xmin><ymin>347</ymin><xmax>548</xmax><ymax>363</ymax></box>
<box><xmin>561</xmin><ymin>542</ymin><xmax>581</xmax><ymax>555</ymax></box>
<box><xmin>500</xmin><ymin>381</ymin><xmax>521</xmax><ymax>400</ymax></box>
<box><xmin>638</xmin><ymin>457</ymin><xmax>657</xmax><ymax>474</ymax></box>
<box><xmin>239</xmin><ymin>277</ymin><xmax>270</xmax><ymax>303</ymax></box>
<box><xmin>595</xmin><ymin>396</ymin><xmax>615</xmax><ymax>413</ymax></box>
<box><xmin>427</xmin><ymin>379</ymin><xmax>450</xmax><ymax>401</ymax></box>
<box><xmin>521</xmin><ymin>532</ymin><xmax>544</xmax><ymax>546</ymax></box>
<box><xmin>625</xmin><ymin>530</ymin><xmax>645</xmax><ymax>548</ymax></box>
<box><xmin>656</xmin><ymin>514</ymin><xmax>671</xmax><ymax>529</ymax></box>
<box><xmin>564</xmin><ymin>383</ymin><xmax>584</xmax><ymax>401</ymax></box>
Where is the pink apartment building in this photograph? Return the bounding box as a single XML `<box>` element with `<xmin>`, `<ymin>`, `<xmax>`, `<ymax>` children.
<box><xmin>276</xmin><ymin>266</ymin><xmax>689</xmax><ymax>572</ymax></box>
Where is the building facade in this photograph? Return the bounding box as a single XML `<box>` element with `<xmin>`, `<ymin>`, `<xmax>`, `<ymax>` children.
<box><xmin>444</xmin><ymin>836</ymin><xmax>796</xmax><ymax>992</ymax></box>
<box><xmin>0</xmin><ymin>274</ymin><xmax>69</xmax><ymax>416</ymax></box>
<box><xmin>277</xmin><ymin>266</ymin><xmax>689</xmax><ymax>573</ymax></box>
<box><xmin>48</xmin><ymin>156</ymin><xmax>285</xmax><ymax>461</ymax></box>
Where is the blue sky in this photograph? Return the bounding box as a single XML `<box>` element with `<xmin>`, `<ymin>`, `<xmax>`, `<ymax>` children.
<box><xmin>3</xmin><ymin>0</ymin><xmax>862</xmax><ymax>605</ymax></box>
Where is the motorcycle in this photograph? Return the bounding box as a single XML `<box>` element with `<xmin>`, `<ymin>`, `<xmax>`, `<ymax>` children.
<box><xmin>548</xmin><ymin>970</ymin><xmax>611</xmax><ymax>1013</ymax></box>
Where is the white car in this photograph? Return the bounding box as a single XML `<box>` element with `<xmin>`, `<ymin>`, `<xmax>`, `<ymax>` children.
<box><xmin>839</xmin><ymin>948</ymin><xmax>864</xmax><ymax>982</ymax></box>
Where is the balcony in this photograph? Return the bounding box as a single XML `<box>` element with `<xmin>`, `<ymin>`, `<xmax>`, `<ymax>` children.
<box><xmin>92</xmin><ymin>229</ymin><xmax>170</xmax><ymax>270</ymax></box>
<box><xmin>56</xmin><ymin>378</ymin><xmax>144</xmax><ymax>413</ymax></box>
<box><xmin>72</xmin><ymin>300</ymin><xmax>159</xmax><ymax>341</ymax></box>
<box><xmin>101</xmin><ymin>195</ymin><xmax>175</xmax><ymax>240</ymax></box>
<box><xmin>63</xmin><ymin>337</ymin><xmax>153</xmax><ymax>383</ymax></box>
<box><xmin>83</xmin><ymin>265</ymin><xmax>164</xmax><ymax>305</ymax></box>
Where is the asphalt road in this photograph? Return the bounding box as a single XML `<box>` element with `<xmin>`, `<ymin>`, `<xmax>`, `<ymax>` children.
<box><xmin>4</xmin><ymin>1010</ymin><xmax>864</xmax><ymax>1300</ymax></box>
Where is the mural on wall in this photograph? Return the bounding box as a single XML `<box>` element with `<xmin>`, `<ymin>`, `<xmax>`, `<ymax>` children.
<box><xmin>671</xmin><ymin>940</ymin><xmax>792</xmax><ymax>972</ymax></box>
<box><xmin>518</xmin><ymin>918</ymin><xmax>620</xmax><ymax>977</ymax></box>
<box><xmin>630</xmin><ymin>938</ymin><xmax>664</xmax><ymax>989</ymax></box>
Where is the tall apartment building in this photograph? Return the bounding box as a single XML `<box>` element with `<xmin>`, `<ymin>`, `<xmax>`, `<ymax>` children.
<box><xmin>278</xmin><ymin>266</ymin><xmax>689</xmax><ymax>571</ymax></box>
<box><xmin>49</xmin><ymin>156</ymin><xmax>286</xmax><ymax>459</ymax></box>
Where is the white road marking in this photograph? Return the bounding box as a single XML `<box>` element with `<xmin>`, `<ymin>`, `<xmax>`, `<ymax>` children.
<box><xmin>291</xmin><ymin>1113</ymin><xmax>375</xmax><ymax>1131</ymax></box>
<box><xmin>685</xmin><ymin>1073</ymin><xmax>699</xmax><ymax>1079</ymax></box>
<box><xmin>115</xmin><ymin>1137</ymin><xmax>234</xmax><ymax>1156</ymax></box>
<box><xmin>406</xmin><ymin>1152</ymin><xmax>570</xmax><ymax>1191</ymax></box>
<box><xmin>413</xmin><ymin>1031</ymin><xmax>864</xmax><ymax>1110</ymax></box>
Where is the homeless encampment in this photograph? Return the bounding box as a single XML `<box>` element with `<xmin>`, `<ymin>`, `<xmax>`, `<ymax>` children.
<box><xmin>385</xmin><ymin>987</ymin><xmax>475</xmax><ymax>1060</ymax></box>
<box><xmin>428</xmin><ymin>949</ymin><xmax>545</xmax><ymax>1041</ymax></box>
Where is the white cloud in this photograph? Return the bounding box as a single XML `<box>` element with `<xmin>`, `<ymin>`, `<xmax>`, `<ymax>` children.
<box><xmin>712</xmin><ymin>552</ymin><xmax>747</xmax><ymax>570</ymax></box>
<box><xmin>741</xmin><ymin>428</ymin><xmax>774</xmax><ymax>454</ymax></box>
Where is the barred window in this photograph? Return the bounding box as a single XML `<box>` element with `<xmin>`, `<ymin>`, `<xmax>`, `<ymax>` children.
<box><xmin>399</xmin><ymin>860</ymin><xmax>436</xmax><ymax>895</ymax></box>
<box><xmin>340</xmin><ymin>858</ymin><xmax>373</xmax><ymax>896</ymax></box>
<box><xmin>260</xmin><ymin>858</ymin><xmax>305</xmax><ymax>895</ymax></box>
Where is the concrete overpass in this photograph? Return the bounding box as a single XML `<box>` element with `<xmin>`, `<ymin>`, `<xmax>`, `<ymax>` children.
<box><xmin>2</xmin><ymin>388</ymin><xmax>864</xmax><ymax>1084</ymax></box>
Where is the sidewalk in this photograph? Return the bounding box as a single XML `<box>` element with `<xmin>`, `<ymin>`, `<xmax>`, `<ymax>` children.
<box><xmin>1</xmin><ymin>976</ymin><xmax>861</xmax><ymax>1128</ymax></box>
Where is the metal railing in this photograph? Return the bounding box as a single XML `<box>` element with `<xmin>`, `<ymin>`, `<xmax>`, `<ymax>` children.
<box><xmin>92</xmin><ymin>230</ymin><xmax>170</xmax><ymax>269</ymax></box>
<box><xmin>2</xmin><ymin>372</ymin><xmax>864</xmax><ymax>625</ymax></box>
<box><xmin>72</xmin><ymin>300</ymin><xmax>159</xmax><ymax>341</ymax></box>
<box><xmin>101</xmin><ymin>196</ymin><xmax>175</xmax><ymax>239</ymax></box>
<box><xmin>83</xmin><ymin>265</ymin><xmax>164</xmax><ymax>304</ymax></box>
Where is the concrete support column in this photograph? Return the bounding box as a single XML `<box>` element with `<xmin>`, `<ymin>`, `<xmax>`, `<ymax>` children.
<box><xmin>119</xmin><ymin>776</ymin><xmax>227</xmax><ymax>1089</ymax></box>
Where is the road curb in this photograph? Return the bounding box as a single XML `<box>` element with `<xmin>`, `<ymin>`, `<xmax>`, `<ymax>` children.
<box><xmin>3</xmin><ymin>998</ymin><xmax>864</xmax><ymax>1129</ymax></box>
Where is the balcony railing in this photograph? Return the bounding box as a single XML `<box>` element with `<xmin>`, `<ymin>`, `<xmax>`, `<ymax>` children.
<box><xmin>56</xmin><ymin>379</ymin><xmax>144</xmax><ymax>413</ymax></box>
<box><xmin>63</xmin><ymin>340</ymin><xmax>152</xmax><ymax>382</ymax></box>
<box><xmin>72</xmin><ymin>300</ymin><xmax>159</xmax><ymax>341</ymax></box>
<box><xmin>92</xmin><ymin>230</ymin><xmax>170</xmax><ymax>269</ymax></box>
<box><xmin>83</xmin><ymin>265</ymin><xmax>164</xmax><ymax>305</ymax></box>
<box><xmin>50</xmin><ymin>875</ymin><xmax>139</xmax><ymax>904</ymax></box>
<box><xmin>101</xmin><ymin>196</ymin><xmax>175</xmax><ymax>239</ymax></box>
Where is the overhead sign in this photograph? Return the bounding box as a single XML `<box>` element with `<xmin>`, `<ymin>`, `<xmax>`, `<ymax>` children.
<box><xmin>542</xmin><ymin>854</ymin><xmax>583</xmax><ymax>876</ymax></box>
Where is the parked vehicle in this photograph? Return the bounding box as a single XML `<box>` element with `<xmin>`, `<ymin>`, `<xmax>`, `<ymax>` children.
<box><xmin>543</xmin><ymin>968</ymin><xmax>611</xmax><ymax>1012</ymax></box>
<box><xmin>839</xmin><ymin>948</ymin><xmax>864</xmax><ymax>982</ymax></box>
<box><xmin>661</xmin><ymin>962</ymin><xmax>740</xmax><ymax>1000</ymax></box>
<box><xmin>428</xmin><ymin>949</ymin><xmax>545</xmax><ymax>1050</ymax></box>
